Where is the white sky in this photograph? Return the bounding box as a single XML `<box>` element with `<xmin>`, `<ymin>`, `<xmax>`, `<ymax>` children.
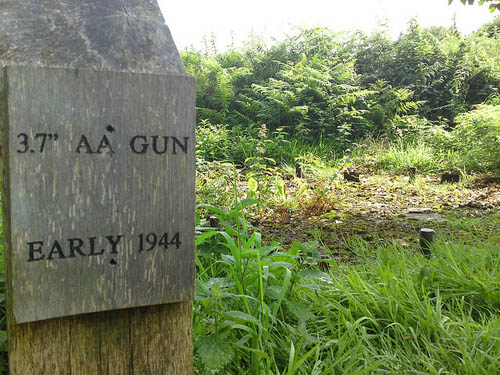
<box><xmin>158</xmin><ymin>0</ymin><xmax>498</xmax><ymax>51</ymax></box>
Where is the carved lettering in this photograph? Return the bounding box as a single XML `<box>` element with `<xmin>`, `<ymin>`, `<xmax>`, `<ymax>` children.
<box><xmin>15</xmin><ymin>133</ymin><xmax>59</xmax><ymax>154</ymax></box>
<box><xmin>88</xmin><ymin>237</ymin><xmax>104</xmax><ymax>256</ymax></box>
<box><xmin>26</xmin><ymin>232</ymin><xmax>179</xmax><ymax>262</ymax></box>
<box><xmin>27</xmin><ymin>241</ymin><xmax>45</xmax><ymax>262</ymax></box>
<box><xmin>105</xmin><ymin>235</ymin><xmax>123</xmax><ymax>255</ymax></box>
<box><xmin>16</xmin><ymin>131</ymin><xmax>190</xmax><ymax>155</ymax></box>
<box><xmin>68</xmin><ymin>238</ymin><xmax>86</xmax><ymax>258</ymax></box>
<box><xmin>130</xmin><ymin>135</ymin><xmax>148</xmax><ymax>154</ymax></box>
<box><xmin>130</xmin><ymin>135</ymin><xmax>189</xmax><ymax>155</ymax></box>
<box><xmin>96</xmin><ymin>135</ymin><xmax>114</xmax><ymax>154</ymax></box>
<box><xmin>172</xmin><ymin>136</ymin><xmax>189</xmax><ymax>154</ymax></box>
<box><xmin>47</xmin><ymin>240</ymin><xmax>66</xmax><ymax>260</ymax></box>
<box><xmin>76</xmin><ymin>135</ymin><xmax>94</xmax><ymax>154</ymax></box>
<box><xmin>151</xmin><ymin>136</ymin><xmax>168</xmax><ymax>155</ymax></box>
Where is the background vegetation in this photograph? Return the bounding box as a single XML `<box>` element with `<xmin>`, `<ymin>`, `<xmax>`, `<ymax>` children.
<box><xmin>190</xmin><ymin>16</ymin><xmax>500</xmax><ymax>374</ymax></box>
<box><xmin>188</xmin><ymin>18</ymin><xmax>500</xmax><ymax>174</ymax></box>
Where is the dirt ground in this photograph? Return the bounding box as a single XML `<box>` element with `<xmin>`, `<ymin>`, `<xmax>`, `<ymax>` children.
<box><xmin>258</xmin><ymin>173</ymin><xmax>500</xmax><ymax>254</ymax></box>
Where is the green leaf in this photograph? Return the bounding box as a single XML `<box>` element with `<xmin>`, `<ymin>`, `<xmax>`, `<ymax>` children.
<box><xmin>272</xmin><ymin>267</ymin><xmax>292</xmax><ymax>316</ymax></box>
<box><xmin>227</xmin><ymin>323</ymin><xmax>253</xmax><ymax>334</ymax></box>
<box><xmin>223</xmin><ymin>310</ymin><xmax>262</xmax><ymax>326</ymax></box>
<box><xmin>286</xmin><ymin>301</ymin><xmax>316</xmax><ymax>321</ymax></box>
<box><xmin>299</xmin><ymin>269</ymin><xmax>332</xmax><ymax>283</ymax></box>
<box><xmin>218</xmin><ymin>220</ymin><xmax>238</xmax><ymax>236</ymax></box>
<box><xmin>290</xmin><ymin>343</ymin><xmax>321</xmax><ymax>373</ymax></box>
<box><xmin>265</xmin><ymin>285</ymin><xmax>282</xmax><ymax>300</ymax></box>
<box><xmin>288</xmin><ymin>241</ymin><xmax>305</xmax><ymax>257</ymax></box>
<box><xmin>248</xmin><ymin>177</ymin><xmax>258</xmax><ymax>193</ymax></box>
<box><xmin>311</xmin><ymin>360</ymin><xmax>324</xmax><ymax>375</ymax></box>
<box><xmin>195</xmin><ymin>231</ymin><xmax>220</xmax><ymax>246</ymax></box>
<box><xmin>287</xmin><ymin>341</ymin><xmax>296</xmax><ymax>375</ymax></box>
<box><xmin>245</xmin><ymin>232</ymin><xmax>259</xmax><ymax>249</ymax></box>
<box><xmin>196</xmin><ymin>336</ymin><xmax>234</xmax><ymax>372</ymax></box>
<box><xmin>218</xmin><ymin>232</ymin><xmax>239</xmax><ymax>260</ymax></box>
<box><xmin>268</xmin><ymin>261</ymin><xmax>295</xmax><ymax>269</ymax></box>
<box><xmin>271</xmin><ymin>251</ymin><xmax>299</xmax><ymax>263</ymax></box>
<box><xmin>233</xmin><ymin>198</ymin><xmax>261</xmax><ymax>210</ymax></box>
<box><xmin>194</xmin><ymin>279</ymin><xmax>212</xmax><ymax>301</ymax></box>
<box><xmin>196</xmin><ymin>204</ymin><xmax>228</xmax><ymax>217</ymax></box>
<box><xmin>220</xmin><ymin>254</ymin><xmax>236</xmax><ymax>265</ymax></box>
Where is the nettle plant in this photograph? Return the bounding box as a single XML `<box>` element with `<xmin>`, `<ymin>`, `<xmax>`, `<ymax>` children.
<box><xmin>193</xmin><ymin>200</ymin><xmax>332</xmax><ymax>374</ymax></box>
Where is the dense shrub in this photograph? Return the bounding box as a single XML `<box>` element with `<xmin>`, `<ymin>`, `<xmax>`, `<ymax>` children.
<box><xmin>451</xmin><ymin>104</ymin><xmax>500</xmax><ymax>173</ymax></box>
<box><xmin>195</xmin><ymin>120</ymin><xmax>233</xmax><ymax>162</ymax></box>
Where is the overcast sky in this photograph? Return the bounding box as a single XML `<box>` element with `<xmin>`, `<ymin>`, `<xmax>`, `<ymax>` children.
<box><xmin>158</xmin><ymin>0</ymin><xmax>497</xmax><ymax>51</ymax></box>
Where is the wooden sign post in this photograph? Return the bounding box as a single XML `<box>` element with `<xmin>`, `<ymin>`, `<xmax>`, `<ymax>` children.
<box><xmin>0</xmin><ymin>1</ymin><xmax>195</xmax><ymax>374</ymax></box>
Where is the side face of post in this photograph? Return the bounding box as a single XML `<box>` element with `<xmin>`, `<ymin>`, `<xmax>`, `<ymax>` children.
<box><xmin>0</xmin><ymin>1</ymin><xmax>196</xmax><ymax>373</ymax></box>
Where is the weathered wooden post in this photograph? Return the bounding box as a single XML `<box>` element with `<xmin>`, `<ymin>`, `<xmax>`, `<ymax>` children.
<box><xmin>420</xmin><ymin>228</ymin><xmax>435</xmax><ymax>257</ymax></box>
<box><xmin>0</xmin><ymin>1</ymin><xmax>195</xmax><ymax>374</ymax></box>
<box><xmin>295</xmin><ymin>162</ymin><xmax>303</xmax><ymax>178</ymax></box>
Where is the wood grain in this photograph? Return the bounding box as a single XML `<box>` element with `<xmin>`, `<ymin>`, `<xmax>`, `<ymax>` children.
<box><xmin>1</xmin><ymin>65</ymin><xmax>195</xmax><ymax>373</ymax></box>
<box><xmin>4</xmin><ymin>66</ymin><xmax>195</xmax><ymax>323</ymax></box>
<box><xmin>7</xmin><ymin>302</ymin><xmax>193</xmax><ymax>375</ymax></box>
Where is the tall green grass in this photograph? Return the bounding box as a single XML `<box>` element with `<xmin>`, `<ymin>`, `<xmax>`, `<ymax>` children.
<box><xmin>195</xmin><ymin>203</ymin><xmax>500</xmax><ymax>374</ymax></box>
<box><xmin>353</xmin><ymin>138</ymin><xmax>462</xmax><ymax>174</ymax></box>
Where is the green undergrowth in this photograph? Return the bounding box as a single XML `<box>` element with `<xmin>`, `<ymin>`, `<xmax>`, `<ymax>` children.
<box><xmin>441</xmin><ymin>209</ymin><xmax>500</xmax><ymax>245</ymax></box>
<box><xmin>349</xmin><ymin>102</ymin><xmax>500</xmax><ymax>176</ymax></box>
<box><xmin>350</xmin><ymin>136</ymin><xmax>463</xmax><ymax>175</ymax></box>
<box><xmin>196</xmin><ymin>121</ymin><xmax>340</xmax><ymax>167</ymax></box>
<box><xmin>0</xmin><ymin>189</ymin><xmax>498</xmax><ymax>374</ymax></box>
<box><xmin>194</xmin><ymin>201</ymin><xmax>500</xmax><ymax>374</ymax></box>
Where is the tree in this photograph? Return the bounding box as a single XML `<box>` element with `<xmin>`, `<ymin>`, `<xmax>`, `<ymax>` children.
<box><xmin>449</xmin><ymin>0</ymin><xmax>500</xmax><ymax>12</ymax></box>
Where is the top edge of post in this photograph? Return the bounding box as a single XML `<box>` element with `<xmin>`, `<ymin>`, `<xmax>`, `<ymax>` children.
<box><xmin>0</xmin><ymin>0</ymin><xmax>187</xmax><ymax>75</ymax></box>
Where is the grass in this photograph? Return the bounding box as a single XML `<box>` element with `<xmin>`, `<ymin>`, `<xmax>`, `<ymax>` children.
<box><xmin>1</xmin><ymin>195</ymin><xmax>497</xmax><ymax>374</ymax></box>
<box><xmin>195</xmin><ymin>204</ymin><xmax>500</xmax><ymax>374</ymax></box>
<box><xmin>197</xmin><ymin>122</ymin><xmax>341</xmax><ymax>168</ymax></box>
<box><xmin>352</xmin><ymin>137</ymin><xmax>463</xmax><ymax>174</ymax></box>
<box><xmin>193</xmin><ymin>146</ymin><xmax>500</xmax><ymax>374</ymax></box>
<box><xmin>442</xmin><ymin>210</ymin><xmax>500</xmax><ymax>245</ymax></box>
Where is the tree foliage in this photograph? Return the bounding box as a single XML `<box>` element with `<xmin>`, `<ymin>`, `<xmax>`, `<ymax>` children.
<box><xmin>449</xmin><ymin>0</ymin><xmax>500</xmax><ymax>12</ymax></box>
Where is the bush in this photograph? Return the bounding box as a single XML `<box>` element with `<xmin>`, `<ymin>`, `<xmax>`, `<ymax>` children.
<box><xmin>451</xmin><ymin>104</ymin><xmax>500</xmax><ymax>173</ymax></box>
<box><xmin>196</xmin><ymin>120</ymin><xmax>233</xmax><ymax>161</ymax></box>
